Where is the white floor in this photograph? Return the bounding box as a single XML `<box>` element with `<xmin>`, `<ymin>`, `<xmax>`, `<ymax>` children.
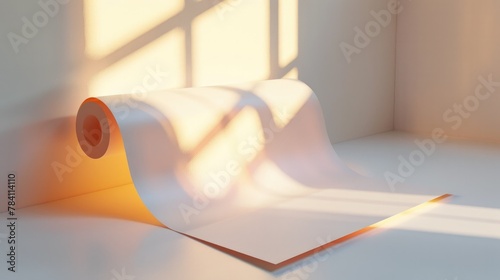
<box><xmin>1</xmin><ymin>131</ymin><xmax>499</xmax><ymax>280</ymax></box>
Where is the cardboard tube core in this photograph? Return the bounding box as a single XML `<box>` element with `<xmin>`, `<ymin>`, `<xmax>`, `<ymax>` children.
<box><xmin>82</xmin><ymin>115</ymin><xmax>103</xmax><ymax>147</ymax></box>
<box><xmin>76</xmin><ymin>98</ymin><xmax>121</xmax><ymax>159</ymax></box>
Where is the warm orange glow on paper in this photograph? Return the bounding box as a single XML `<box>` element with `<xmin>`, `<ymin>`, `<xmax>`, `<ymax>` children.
<box><xmin>46</xmin><ymin>184</ymin><xmax>162</xmax><ymax>226</ymax></box>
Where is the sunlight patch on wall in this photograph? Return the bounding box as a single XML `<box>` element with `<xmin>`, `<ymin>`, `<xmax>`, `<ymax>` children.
<box><xmin>88</xmin><ymin>28</ymin><xmax>185</xmax><ymax>97</ymax></box>
<box><xmin>192</xmin><ymin>0</ymin><xmax>270</xmax><ymax>87</ymax></box>
<box><xmin>84</xmin><ymin>0</ymin><xmax>184</xmax><ymax>60</ymax></box>
<box><xmin>282</xmin><ymin>67</ymin><xmax>298</xmax><ymax>79</ymax></box>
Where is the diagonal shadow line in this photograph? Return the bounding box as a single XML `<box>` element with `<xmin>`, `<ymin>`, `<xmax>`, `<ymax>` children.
<box><xmin>92</xmin><ymin>0</ymin><xmax>215</xmax><ymax>73</ymax></box>
<box><xmin>268</xmin><ymin>0</ymin><xmax>298</xmax><ymax>80</ymax></box>
<box><xmin>184</xmin><ymin>21</ymin><xmax>193</xmax><ymax>87</ymax></box>
<box><xmin>269</xmin><ymin>0</ymin><xmax>280</xmax><ymax>77</ymax></box>
<box><xmin>272</xmin><ymin>57</ymin><xmax>298</xmax><ymax>79</ymax></box>
<box><xmin>157</xmin><ymin>85</ymin><xmax>280</xmax><ymax>165</ymax></box>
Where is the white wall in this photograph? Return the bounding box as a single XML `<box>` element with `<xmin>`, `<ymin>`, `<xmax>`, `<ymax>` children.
<box><xmin>395</xmin><ymin>0</ymin><xmax>500</xmax><ymax>142</ymax></box>
<box><xmin>299</xmin><ymin>0</ymin><xmax>396</xmax><ymax>143</ymax></box>
<box><xmin>0</xmin><ymin>0</ymin><xmax>396</xmax><ymax>210</ymax></box>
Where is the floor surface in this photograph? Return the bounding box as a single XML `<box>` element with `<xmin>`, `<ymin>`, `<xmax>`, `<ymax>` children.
<box><xmin>1</xmin><ymin>131</ymin><xmax>499</xmax><ymax>280</ymax></box>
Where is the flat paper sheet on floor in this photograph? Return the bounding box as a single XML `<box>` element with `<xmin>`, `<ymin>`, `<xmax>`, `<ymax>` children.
<box><xmin>75</xmin><ymin>79</ymin><xmax>443</xmax><ymax>266</ymax></box>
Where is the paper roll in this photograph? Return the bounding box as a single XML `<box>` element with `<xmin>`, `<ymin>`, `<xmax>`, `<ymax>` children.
<box><xmin>76</xmin><ymin>97</ymin><xmax>122</xmax><ymax>159</ymax></box>
<box><xmin>76</xmin><ymin>79</ymin><xmax>444</xmax><ymax>268</ymax></box>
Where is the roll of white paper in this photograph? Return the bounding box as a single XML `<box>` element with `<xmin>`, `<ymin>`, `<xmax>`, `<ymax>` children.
<box><xmin>76</xmin><ymin>79</ymin><xmax>445</xmax><ymax>267</ymax></box>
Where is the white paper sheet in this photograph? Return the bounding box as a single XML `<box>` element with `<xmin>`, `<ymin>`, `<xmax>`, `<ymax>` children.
<box><xmin>75</xmin><ymin>79</ymin><xmax>445</xmax><ymax>267</ymax></box>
